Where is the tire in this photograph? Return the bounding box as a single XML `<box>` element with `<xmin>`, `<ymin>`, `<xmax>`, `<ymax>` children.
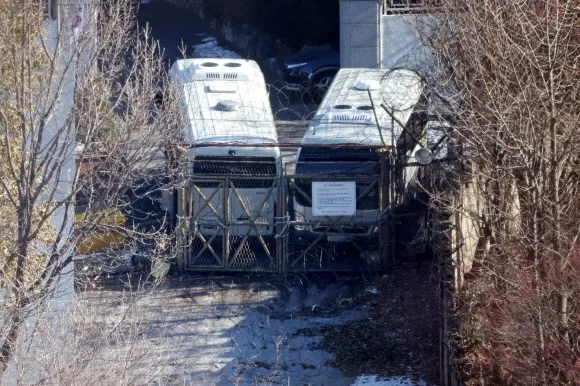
<box><xmin>311</xmin><ymin>71</ymin><xmax>337</xmax><ymax>103</ymax></box>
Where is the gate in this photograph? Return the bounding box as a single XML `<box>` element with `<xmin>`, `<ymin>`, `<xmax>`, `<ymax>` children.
<box><xmin>177</xmin><ymin>170</ymin><xmax>385</xmax><ymax>273</ymax></box>
<box><xmin>284</xmin><ymin>173</ymin><xmax>383</xmax><ymax>272</ymax></box>
<box><xmin>177</xmin><ymin>174</ymin><xmax>283</xmax><ymax>272</ymax></box>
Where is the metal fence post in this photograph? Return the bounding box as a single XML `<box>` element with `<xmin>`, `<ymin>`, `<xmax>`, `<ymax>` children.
<box><xmin>176</xmin><ymin>161</ymin><xmax>188</xmax><ymax>273</ymax></box>
<box><xmin>278</xmin><ymin>175</ymin><xmax>287</xmax><ymax>273</ymax></box>
<box><xmin>379</xmin><ymin>155</ymin><xmax>392</xmax><ymax>270</ymax></box>
<box><xmin>176</xmin><ymin>182</ymin><xmax>185</xmax><ymax>272</ymax></box>
<box><xmin>223</xmin><ymin>177</ymin><xmax>230</xmax><ymax>269</ymax></box>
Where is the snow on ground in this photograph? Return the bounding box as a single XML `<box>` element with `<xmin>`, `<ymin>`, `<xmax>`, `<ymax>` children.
<box><xmin>192</xmin><ymin>36</ymin><xmax>241</xmax><ymax>59</ymax></box>
<box><xmin>78</xmin><ymin>264</ymin><xmax>439</xmax><ymax>385</ymax></box>
<box><xmin>83</xmin><ymin>276</ymin><xmax>368</xmax><ymax>385</ymax></box>
<box><xmin>352</xmin><ymin>375</ymin><xmax>427</xmax><ymax>386</ymax></box>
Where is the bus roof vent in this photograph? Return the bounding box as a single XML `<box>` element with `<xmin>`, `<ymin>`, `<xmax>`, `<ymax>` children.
<box><xmin>189</xmin><ymin>62</ymin><xmax>251</xmax><ymax>81</ymax></box>
<box><xmin>222</xmin><ymin>72</ymin><xmax>239</xmax><ymax>80</ymax></box>
<box><xmin>355</xmin><ymin>79</ymin><xmax>381</xmax><ymax>91</ymax></box>
<box><xmin>208</xmin><ymin>84</ymin><xmax>237</xmax><ymax>93</ymax></box>
<box><xmin>196</xmin><ymin>70</ymin><xmax>246</xmax><ymax>81</ymax></box>
<box><xmin>321</xmin><ymin>112</ymin><xmax>374</xmax><ymax>124</ymax></box>
<box><xmin>215</xmin><ymin>100</ymin><xmax>239</xmax><ymax>112</ymax></box>
<box><xmin>205</xmin><ymin>72</ymin><xmax>221</xmax><ymax>79</ymax></box>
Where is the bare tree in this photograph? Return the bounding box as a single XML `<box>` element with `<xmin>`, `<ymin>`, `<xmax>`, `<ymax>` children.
<box><xmin>0</xmin><ymin>0</ymin><xmax>180</xmax><ymax>380</ymax></box>
<box><xmin>413</xmin><ymin>0</ymin><xmax>580</xmax><ymax>384</ymax></box>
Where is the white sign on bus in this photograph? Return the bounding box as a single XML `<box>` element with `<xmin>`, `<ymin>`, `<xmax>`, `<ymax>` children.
<box><xmin>312</xmin><ymin>181</ymin><xmax>356</xmax><ymax>216</ymax></box>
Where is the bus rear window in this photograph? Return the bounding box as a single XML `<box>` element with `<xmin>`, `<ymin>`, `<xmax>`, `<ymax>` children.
<box><xmin>293</xmin><ymin>148</ymin><xmax>380</xmax><ymax>208</ymax></box>
<box><xmin>297</xmin><ymin>147</ymin><xmax>381</xmax><ymax>163</ymax></box>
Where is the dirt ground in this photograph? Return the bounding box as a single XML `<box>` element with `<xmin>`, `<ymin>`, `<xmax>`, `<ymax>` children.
<box><xmin>78</xmin><ymin>261</ymin><xmax>439</xmax><ymax>385</ymax></box>
<box><xmin>319</xmin><ymin>263</ymin><xmax>440</xmax><ymax>383</ymax></box>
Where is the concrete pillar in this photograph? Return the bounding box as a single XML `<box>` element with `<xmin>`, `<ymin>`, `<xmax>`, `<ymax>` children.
<box><xmin>339</xmin><ymin>0</ymin><xmax>382</xmax><ymax>68</ymax></box>
<box><xmin>381</xmin><ymin>14</ymin><xmax>434</xmax><ymax>69</ymax></box>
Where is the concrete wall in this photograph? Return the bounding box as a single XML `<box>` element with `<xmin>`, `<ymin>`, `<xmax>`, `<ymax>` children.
<box><xmin>339</xmin><ymin>0</ymin><xmax>382</xmax><ymax>68</ymax></box>
<box><xmin>381</xmin><ymin>14</ymin><xmax>433</xmax><ymax>69</ymax></box>
<box><xmin>340</xmin><ymin>0</ymin><xmax>434</xmax><ymax>70</ymax></box>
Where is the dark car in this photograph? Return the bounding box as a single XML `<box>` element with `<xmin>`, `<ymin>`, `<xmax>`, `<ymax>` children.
<box><xmin>277</xmin><ymin>46</ymin><xmax>340</xmax><ymax>101</ymax></box>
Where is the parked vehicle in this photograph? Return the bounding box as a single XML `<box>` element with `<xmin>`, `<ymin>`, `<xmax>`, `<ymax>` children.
<box><xmin>277</xmin><ymin>46</ymin><xmax>340</xmax><ymax>101</ymax></box>
<box><xmin>170</xmin><ymin>58</ymin><xmax>281</xmax><ymax>238</ymax></box>
<box><xmin>74</xmin><ymin>173</ymin><xmax>171</xmax><ymax>255</ymax></box>
<box><xmin>291</xmin><ymin>68</ymin><xmax>425</xmax><ymax>248</ymax></box>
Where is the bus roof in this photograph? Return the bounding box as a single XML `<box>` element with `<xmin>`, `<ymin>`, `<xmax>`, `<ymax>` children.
<box><xmin>302</xmin><ymin>68</ymin><xmax>423</xmax><ymax>147</ymax></box>
<box><xmin>170</xmin><ymin>59</ymin><xmax>278</xmax><ymax>145</ymax></box>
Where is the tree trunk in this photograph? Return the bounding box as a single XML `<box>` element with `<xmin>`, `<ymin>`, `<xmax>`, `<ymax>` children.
<box><xmin>0</xmin><ymin>301</ymin><xmax>24</xmax><ymax>377</ymax></box>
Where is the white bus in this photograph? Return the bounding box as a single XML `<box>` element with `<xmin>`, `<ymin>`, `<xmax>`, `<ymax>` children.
<box><xmin>170</xmin><ymin>58</ymin><xmax>281</xmax><ymax>237</ymax></box>
<box><xmin>292</xmin><ymin>68</ymin><xmax>424</xmax><ymax>247</ymax></box>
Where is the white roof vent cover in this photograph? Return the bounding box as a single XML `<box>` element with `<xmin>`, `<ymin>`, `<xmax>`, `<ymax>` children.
<box><xmin>208</xmin><ymin>84</ymin><xmax>236</xmax><ymax>93</ymax></box>
<box><xmin>188</xmin><ymin>62</ymin><xmax>249</xmax><ymax>81</ymax></box>
<box><xmin>215</xmin><ymin>100</ymin><xmax>239</xmax><ymax>111</ymax></box>
<box><xmin>355</xmin><ymin>80</ymin><xmax>381</xmax><ymax>91</ymax></box>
